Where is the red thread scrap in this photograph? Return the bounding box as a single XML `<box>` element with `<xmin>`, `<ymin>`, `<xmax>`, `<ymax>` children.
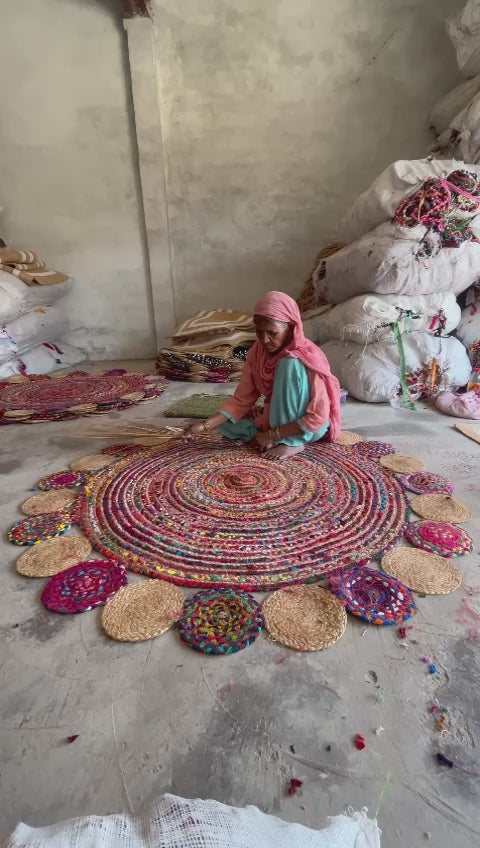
<box><xmin>354</xmin><ymin>734</ymin><xmax>366</xmax><ymax>750</ymax></box>
<box><xmin>288</xmin><ymin>778</ymin><xmax>303</xmax><ymax>796</ymax></box>
<box><xmin>398</xmin><ymin>626</ymin><xmax>407</xmax><ymax>639</ymax></box>
<box><xmin>66</xmin><ymin>735</ymin><xmax>79</xmax><ymax>744</ymax></box>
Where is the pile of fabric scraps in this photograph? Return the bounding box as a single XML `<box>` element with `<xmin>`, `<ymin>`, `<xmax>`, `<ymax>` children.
<box><xmin>302</xmin><ymin>157</ymin><xmax>479</xmax><ymax>403</ymax></box>
<box><xmin>157</xmin><ymin>308</ymin><xmax>256</xmax><ymax>382</ymax></box>
<box><xmin>0</xmin><ymin>242</ymin><xmax>84</xmax><ymax>378</ymax></box>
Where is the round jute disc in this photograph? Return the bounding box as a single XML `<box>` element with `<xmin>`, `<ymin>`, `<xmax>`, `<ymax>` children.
<box><xmin>410</xmin><ymin>494</ymin><xmax>471</xmax><ymax>523</ymax></box>
<box><xmin>380</xmin><ymin>455</ymin><xmax>425</xmax><ymax>473</ymax></box>
<box><xmin>21</xmin><ymin>489</ymin><xmax>78</xmax><ymax>516</ymax></box>
<box><xmin>16</xmin><ymin>536</ymin><xmax>92</xmax><ymax>577</ymax></box>
<box><xmin>70</xmin><ymin>454</ymin><xmax>116</xmax><ymax>472</ymax></box>
<box><xmin>335</xmin><ymin>431</ymin><xmax>363</xmax><ymax>446</ymax></box>
<box><xmin>2</xmin><ymin>409</ymin><xmax>34</xmax><ymax>419</ymax></box>
<box><xmin>262</xmin><ymin>586</ymin><xmax>347</xmax><ymax>651</ymax></box>
<box><xmin>381</xmin><ymin>547</ymin><xmax>462</xmax><ymax>595</ymax></box>
<box><xmin>101</xmin><ymin>580</ymin><xmax>185</xmax><ymax>642</ymax></box>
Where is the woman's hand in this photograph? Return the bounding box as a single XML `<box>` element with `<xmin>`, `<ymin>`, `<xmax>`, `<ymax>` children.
<box><xmin>253</xmin><ymin>430</ymin><xmax>275</xmax><ymax>452</ymax></box>
<box><xmin>182</xmin><ymin>421</ymin><xmax>207</xmax><ymax>441</ymax></box>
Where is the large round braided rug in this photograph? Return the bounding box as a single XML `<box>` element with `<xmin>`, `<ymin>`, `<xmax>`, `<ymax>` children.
<box><xmin>0</xmin><ymin>369</ymin><xmax>164</xmax><ymax>424</ymax></box>
<box><xmin>78</xmin><ymin>440</ymin><xmax>407</xmax><ymax>590</ymax></box>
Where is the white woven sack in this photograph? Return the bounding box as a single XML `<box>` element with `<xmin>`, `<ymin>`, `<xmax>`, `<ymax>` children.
<box><xmin>431</xmin><ymin>75</ymin><xmax>480</xmax><ymax>134</ymax></box>
<box><xmin>316</xmin><ymin>221</ymin><xmax>480</xmax><ymax>305</ymax></box>
<box><xmin>457</xmin><ymin>299</ymin><xmax>480</xmax><ymax>358</ymax></box>
<box><xmin>0</xmin><ymin>307</ymin><xmax>67</xmax><ymax>364</ymax></box>
<box><xmin>335</xmin><ymin>159</ymin><xmax>467</xmax><ymax>243</ymax></box>
<box><xmin>0</xmin><ymin>341</ymin><xmax>85</xmax><ymax>380</ymax></box>
<box><xmin>0</xmin><ymin>271</ymin><xmax>70</xmax><ymax>324</ymax></box>
<box><xmin>447</xmin><ymin>0</ymin><xmax>480</xmax><ymax>79</ymax></box>
<box><xmin>432</xmin><ymin>91</ymin><xmax>480</xmax><ymax>164</ymax></box>
<box><xmin>322</xmin><ymin>333</ymin><xmax>471</xmax><ymax>403</ymax></box>
<box><xmin>310</xmin><ymin>292</ymin><xmax>460</xmax><ymax>345</ymax></box>
<box><xmin>5</xmin><ymin>794</ymin><xmax>381</xmax><ymax>848</ymax></box>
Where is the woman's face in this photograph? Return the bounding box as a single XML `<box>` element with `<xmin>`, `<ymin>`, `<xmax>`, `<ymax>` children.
<box><xmin>254</xmin><ymin>315</ymin><xmax>293</xmax><ymax>354</ymax></box>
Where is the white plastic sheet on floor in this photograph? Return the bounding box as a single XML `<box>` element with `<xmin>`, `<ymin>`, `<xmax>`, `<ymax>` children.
<box><xmin>322</xmin><ymin>333</ymin><xmax>471</xmax><ymax>403</ymax></box>
<box><xmin>0</xmin><ymin>340</ymin><xmax>85</xmax><ymax>380</ymax></box>
<box><xmin>306</xmin><ymin>292</ymin><xmax>460</xmax><ymax>345</ymax></box>
<box><xmin>335</xmin><ymin>159</ymin><xmax>467</xmax><ymax>243</ymax></box>
<box><xmin>5</xmin><ymin>794</ymin><xmax>381</xmax><ymax>848</ymax></box>
<box><xmin>315</xmin><ymin>221</ymin><xmax>480</xmax><ymax>304</ymax></box>
<box><xmin>0</xmin><ymin>272</ymin><xmax>70</xmax><ymax>324</ymax></box>
<box><xmin>0</xmin><ymin>307</ymin><xmax>67</xmax><ymax>364</ymax></box>
<box><xmin>447</xmin><ymin>0</ymin><xmax>480</xmax><ymax>80</ymax></box>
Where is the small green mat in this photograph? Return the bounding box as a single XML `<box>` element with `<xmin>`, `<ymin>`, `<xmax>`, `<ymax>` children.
<box><xmin>164</xmin><ymin>393</ymin><xmax>231</xmax><ymax>419</ymax></box>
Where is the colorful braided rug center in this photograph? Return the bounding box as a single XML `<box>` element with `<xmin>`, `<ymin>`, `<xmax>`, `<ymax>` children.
<box><xmin>0</xmin><ymin>369</ymin><xmax>163</xmax><ymax>423</ymax></box>
<box><xmin>80</xmin><ymin>440</ymin><xmax>407</xmax><ymax>590</ymax></box>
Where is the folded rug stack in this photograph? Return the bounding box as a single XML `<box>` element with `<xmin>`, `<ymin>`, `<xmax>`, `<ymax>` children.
<box><xmin>157</xmin><ymin>309</ymin><xmax>255</xmax><ymax>382</ymax></box>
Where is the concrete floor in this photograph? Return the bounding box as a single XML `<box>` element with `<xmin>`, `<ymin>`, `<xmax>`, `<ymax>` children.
<box><xmin>1</xmin><ymin>362</ymin><xmax>479</xmax><ymax>847</ymax></box>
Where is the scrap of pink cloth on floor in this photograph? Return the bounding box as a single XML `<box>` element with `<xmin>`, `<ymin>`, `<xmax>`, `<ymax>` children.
<box><xmin>435</xmin><ymin>390</ymin><xmax>480</xmax><ymax>420</ymax></box>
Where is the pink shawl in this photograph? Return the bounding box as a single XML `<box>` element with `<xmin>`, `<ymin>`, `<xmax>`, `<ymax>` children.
<box><xmin>249</xmin><ymin>291</ymin><xmax>341</xmax><ymax>441</ymax></box>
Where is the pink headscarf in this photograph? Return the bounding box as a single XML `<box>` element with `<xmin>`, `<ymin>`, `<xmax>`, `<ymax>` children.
<box><xmin>249</xmin><ymin>291</ymin><xmax>341</xmax><ymax>441</ymax></box>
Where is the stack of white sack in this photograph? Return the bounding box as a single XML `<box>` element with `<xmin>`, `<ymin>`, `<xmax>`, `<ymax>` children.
<box><xmin>430</xmin><ymin>1</ymin><xmax>480</xmax><ymax>162</ymax></box>
<box><xmin>305</xmin><ymin>158</ymin><xmax>479</xmax><ymax>402</ymax></box>
<box><xmin>0</xmin><ymin>268</ymin><xmax>85</xmax><ymax>378</ymax></box>
<box><xmin>322</xmin><ymin>334</ymin><xmax>471</xmax><ymax>403</ymax></box>
<box><xmin>456</xmin><ymin>282</ymin><xmax>480</xmax><ymax>365</ymax></box>
<box><xmin>0</xmin><ymin>270</ymin><xmax>70</xmax><ymax>323</ymax></box>
<box><xmin>304</xmin><ymin>292</ymin><xmax>460</xmax><ymax>346</ymax></box>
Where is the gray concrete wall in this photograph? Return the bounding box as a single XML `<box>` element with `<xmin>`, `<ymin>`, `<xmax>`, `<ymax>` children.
<box><xmin>0</xmin><ymin>0</ymin><xmax>465</xmax><ymax>355</ymax></box>
<box><xmin>152</xmin><ymin>0</ymin><xmax>464</xmax><ymax>320</ymax></box>
<box><xmin>0</xmin><ymin>0</ymin><xmax>156</xmax><ymax>359</ymax></box>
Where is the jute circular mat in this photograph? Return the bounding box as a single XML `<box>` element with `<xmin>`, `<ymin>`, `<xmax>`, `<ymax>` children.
<box><xmin>70</xmin><ymin>454</ymin><xmax>116</xmax><ymax>472</ymax></box>
<box><xmin>410</xmin><ymin>494</ymin><xmax>471</xmax><ymax>523</ymax></box>
<box><xmin>380</xmin><ymin>455</ymin><xmax>425</xmax><ymax>473</ymax></box>
<box><xmin>101</xmin><ymin>580</ymin><xmax>185</xmax><ymax>642</ymax></box>
<box><xmin>262</xmin><ymin>586</ymin><xmax>347</xmax><ymax>651</ymax></box>
<box><xmin>0</xmin><ymin>371</ymin><xmax>164</xmax><ymax>424</ymax></box>
<box><xmin>16</xmin><ymin>536</ymin><xmax>92</xmax><ymax>577</ymax></box>
<box><xmin>335</xmin><ymin>431</ymin><xmax>362</xmax><ymax>446</ymax></box>
<box><xmin>381</xmin><ymin>547</ymin><xmax>462</xmax><ymax>594</ymax></box>
<box><xmin>21</xmin><ymin>489</ymin><xmax>78</xmax><ymax>516</ymax></box>
<box><xmin>80</xmin><ymin>441</ymin><xmax>407</xmax><ymax>590</ymax></box>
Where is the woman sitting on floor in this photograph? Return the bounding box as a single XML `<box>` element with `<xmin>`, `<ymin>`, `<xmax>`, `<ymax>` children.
<box><xmin>183</xmin><ymin>290</ymin><xmax>341</xmax><ymax>459</ymax></box>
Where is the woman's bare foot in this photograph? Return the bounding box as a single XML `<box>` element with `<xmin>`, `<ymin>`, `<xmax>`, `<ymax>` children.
<box><xmin>264</xmin><ymin>444</ymin><xmax>305</xmax><ymax>461</ymax></box>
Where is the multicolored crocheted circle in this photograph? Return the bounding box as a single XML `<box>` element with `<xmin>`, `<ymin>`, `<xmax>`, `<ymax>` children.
<box><xmin>398</xmin><ymin>472</ymin><xmax>454</xmax><ymax>496</ymax></box>
<box><xmin>0</xmin><ymin>370</ymin><xmax>164</xmax><ymax>424</ymax></box>
<box><xmin>80</xmin><ymin>441</ymin><xmax>407</xmax><ymax>590</ymax></box>
<box><xmin>176</xmin><ymin>589</ymin><xmax>263</xmax><ymax>654</ymax></box>
<box><xmin>101</xmin><ymin>444</ymin><xmax>144</xmax><ymax>457</ymax></box>
<box><xmin>41</xmin><ymin>560</ymin><xmax>127</xmax><ymax>614</ymax></box>
<box><xmin>352</xmin><ymin>441</ymin><xmax>395</xmax><ymax>459</ymax></box>
<box><xmin>8</xmin><ymin>511</ymin><xmax>72</xmax><ymax>546</ymax></box>
<box><xmin>328</xmin><ymin>564</ymin><xmax>416</xmax><ymax>625</ymax></box>
<box><xmin>37</xmin><ymin>470</ymin><xmax>87</xmax><ymax>491</ymax></box>
<box><xmin>404</xmin><ymin>520</ymin><xmax>472</xmax><ymax>558</ymax></box>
